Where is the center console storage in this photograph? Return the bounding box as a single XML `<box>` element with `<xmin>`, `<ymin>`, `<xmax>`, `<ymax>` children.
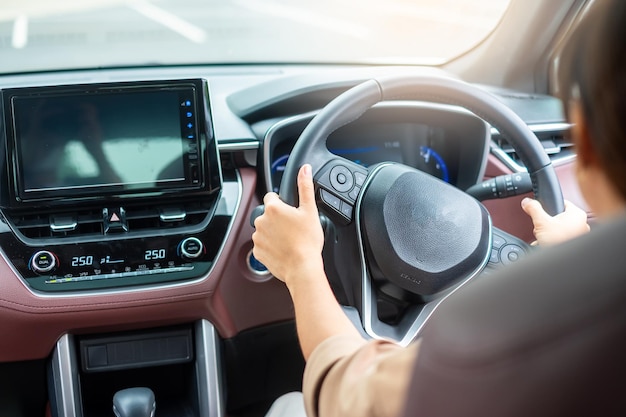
<box><xmin>49</xmin><ymin>320</ymin><xmax>224</xmax><ymax>417</ymax></box>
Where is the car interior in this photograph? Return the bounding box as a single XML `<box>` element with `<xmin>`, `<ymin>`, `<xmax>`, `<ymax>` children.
<box><xmin>0</xmin><ymin>0</ymin><xmax>605</xmax><ymax>416</ymax></box>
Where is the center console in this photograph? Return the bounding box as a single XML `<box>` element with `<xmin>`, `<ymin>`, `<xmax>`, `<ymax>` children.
<box><xmin>49</xmin><ymin>320</ymin><xmax>224</xmax><ymax>417</ymax></box>
<box><xmin>0</xmin><ymin>79</ymin><xmax>232</xmax><ymax>293</ymax></box>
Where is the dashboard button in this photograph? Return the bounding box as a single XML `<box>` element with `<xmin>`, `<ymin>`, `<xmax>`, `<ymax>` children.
<box><xmin>179</xmin><ymin>237</ymin><xmax>204</xmax><ymax>259</ymax></box>
<box><xmin>329</xmin><ymin>165</ymin><xmax>354</xmax><ymax>193</ymax></box>
<box><xmin>103</xmin><ymin>207</ymin><xmax>128</xmax><ymax>233</ymax></box>
<box><xmin>190</xmin><ymin>164</ymin><xmax>199</xmax><ymax>183</ymax></box>
<box><xmin>31</xmin><ymin>250</ymin><xmax>57</xmax><ymax>274</ymax></box>
<box><xmin>247</xmin><ymin>250</ymin><xmax>270</xmax><ymax>276</ymax></box>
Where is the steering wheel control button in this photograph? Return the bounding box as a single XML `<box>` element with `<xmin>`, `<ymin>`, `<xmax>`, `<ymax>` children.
<box><xmin>500</xmin><ymin>244</ymin><xmax>525</xmax><ymax>265</ymax></box>
<box><xmin>354</xmin><ymin>171</ymin><xmax>367</xmax><ymax>187</ymax></box>
<box><xmin>31</xmin><ymin>250</ymin><xmax>57</xmax><ymax>274</ymax></box>
<box><xmin>492</xmin><ymin>233</ymin><xmax>507</xmax><ymax>249</ymax></box>
<box><xmin>320</xmin><ymin>189</ymin><xmax>342</xmax><ymax>212</ymax></box>
<box><xmin>179</xmin><ymin>237</ymin><xmax>204</xmax><ymax>259</ymax></box>
<box><xmin>489</xmin><ymin>249</ymin><xmax>500</xmax><ymax>264</ymax></box>
<box><xmin>507</xmin><ymin>251</ymin><xmax>520</xmax><ymax>262</ymax></box>
<box><xmin>340</xmin><ymin>202</ymin><xmax>353</xmax><ymax>219</ymax></box>
<box><xmin>348</xmin><ymin>186</ymin><xmax>361</xmax><ymax>201</ymax></box>
<box><xmin>329</xmin><ymin>165</ymin><xmax>354</xmax><ymax>193</ymax></box>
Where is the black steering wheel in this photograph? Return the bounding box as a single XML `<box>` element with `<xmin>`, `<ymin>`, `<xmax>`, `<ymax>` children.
<box><xmin>278</xmin><ymin>74</ymin><xmax>564</xmax><ymax>345</ymax></box>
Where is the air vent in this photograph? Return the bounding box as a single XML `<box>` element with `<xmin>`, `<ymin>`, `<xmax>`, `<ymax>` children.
<box><xmin>8</xmin><ymin>201</ymin><xmax>213</xmax><ymax>241</ymax></box>
<box><xmin>491</xmin><ymin>123</ymin><xmax>575</xmax><ymax>172</ymax></box>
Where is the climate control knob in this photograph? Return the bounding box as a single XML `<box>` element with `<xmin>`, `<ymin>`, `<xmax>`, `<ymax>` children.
<box><xmin>179</xmin><ymin>237</ymin><xmax>204</xmax><ymax>259</ymax></box>
<box><xmin>30</xmin><ymin>250</ymin><xmax>57</xmax><ymax>274</ymax></box>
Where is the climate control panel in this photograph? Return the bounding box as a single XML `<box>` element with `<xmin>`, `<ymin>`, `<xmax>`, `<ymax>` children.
<box><xmin>0</xmin><ymin>216</ymin><xmax>231</xmax><ymax>293</ymax></box>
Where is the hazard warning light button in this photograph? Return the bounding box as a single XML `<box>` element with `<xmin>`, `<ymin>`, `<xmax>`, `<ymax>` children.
<box><xmin>103</xmin><ymin>207</ymin><xmax>128</xmax><ymax>233</ymax></box>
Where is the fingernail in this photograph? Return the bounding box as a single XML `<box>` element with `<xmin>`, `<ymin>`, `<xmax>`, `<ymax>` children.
<box><xmin>521</xmin><ymin>197</ymin><xmax>531</xmax><ymax>206</ymax></box>
<box><xmin>303</xmin><ymin>164</ymin><xmax>312</xmax><ymax>178</ymax></box>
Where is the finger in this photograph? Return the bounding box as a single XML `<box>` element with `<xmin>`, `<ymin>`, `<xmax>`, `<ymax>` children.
<box><xmin>297</xmin><ymin>164</ymin><xmax>317</xmax><ymax>211</ymax></box>
<box><xmin>521</xmin><ymin>197</ymin><xmax>552</xmax><ymax>223</ymax></box>
<box><xmin>563</xmin><ymin>199</ymin><xmax>586</xmax><ymax>215</ymax></box>
<box><xmin>263</xmin><ymin>192</ymin><xmax>280</xmax><ymax>206</ymax></box>
<box><xmin>258</xmin><ymin>192</ymin><xmax>282</xmax><ymax>228</ymax></box>
<box><xmin>563</xmin><ymin>199</ymin><xmax>573</xmax><ymax>208</ymax></box>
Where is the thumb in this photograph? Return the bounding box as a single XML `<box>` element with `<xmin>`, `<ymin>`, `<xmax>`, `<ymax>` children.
<box><xmin>297</xmin><ymin>164</ymin><xmax>317</xmax><ymax>211</ymax></box>
<box><xmin>521</xmin><ymin>197</ymin><xmax>551</xmax><ymax>223</ymax></box>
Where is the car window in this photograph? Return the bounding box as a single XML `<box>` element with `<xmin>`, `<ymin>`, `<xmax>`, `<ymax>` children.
<box><xmin>1</xmin><ymin>0</ymin><xmax>511</xmax><ymax>74</ymax></box>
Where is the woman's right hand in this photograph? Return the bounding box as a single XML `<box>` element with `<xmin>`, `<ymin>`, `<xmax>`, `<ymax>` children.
<box><xmin>252</xmin><ymin>164</ymin><xmax>325</xmax><ymax>287</ymax></box>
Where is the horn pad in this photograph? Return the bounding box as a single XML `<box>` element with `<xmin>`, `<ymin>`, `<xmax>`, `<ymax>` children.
<box><xmin>360</xmin><ymin>164</ymin><xmax>491</xmax><ymax>296</ymax></box>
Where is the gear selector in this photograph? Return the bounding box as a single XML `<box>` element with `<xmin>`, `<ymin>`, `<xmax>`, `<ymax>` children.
<box><xmin>113</xmin><ymin>387</ymin><xmax>156</xmax><ymax>417</ymax></box>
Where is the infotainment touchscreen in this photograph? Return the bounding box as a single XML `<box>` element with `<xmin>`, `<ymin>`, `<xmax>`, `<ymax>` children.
<box><xmin>2</xmin><ymin>79</ymin><xmax>220</xmax><ymax>205</ymax></box>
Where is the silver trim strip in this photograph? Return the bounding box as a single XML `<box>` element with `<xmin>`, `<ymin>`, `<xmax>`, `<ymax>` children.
<box><xmin>159</xmin><ymin>212</ymin><xmax>187</xmax><ymax>223</ymax></box>
<box><xmin>218</xmin><ymin>141</ymin><xmax>260</xmax><ymax>152</ymax></box>
<box><xmin>490</xmin><ymin>122</ymin><xmax>576</xmax><ymax>172</ymax></box>
<box><xmin>490</xmin><ymin>122</ymin><xmax>572</xmax><ymax>135</ymax></box>
<box><xmin>195</xmin><ymin>320</ymin><xmax>225</xmax><ymax>417</ymax></box>
<box><xmin>51</xmin><ymin>334</ymin><xmax>83</xmax><ymax>417</ymax></box>
<box><xmin>50</xmin><ymin>222</ymin><xmax>78</xmax><ymax>233</ymax></box>
<box><xmin>490</xmin><ymin>142</ymin><xmax>528</xmax><ymax>173</ymax></box>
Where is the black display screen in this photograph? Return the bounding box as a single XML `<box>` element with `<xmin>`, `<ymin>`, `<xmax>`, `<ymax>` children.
<box><xmin>7</xmin><ymin>82</ymin><xmax>206</xmax><ymax>203</ymax></box>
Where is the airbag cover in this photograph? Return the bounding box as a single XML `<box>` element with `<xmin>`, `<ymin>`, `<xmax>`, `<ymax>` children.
<box><xmin>361</xmin><ymin>164</ymin><xmax>491</xmax><ymax>296</ymax></box>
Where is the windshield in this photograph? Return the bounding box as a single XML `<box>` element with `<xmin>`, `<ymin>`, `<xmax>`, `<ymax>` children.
<box><xmin>1</xmin><ymin>0</ymin><xmax>511</xmax><ymax>74</ymax></box>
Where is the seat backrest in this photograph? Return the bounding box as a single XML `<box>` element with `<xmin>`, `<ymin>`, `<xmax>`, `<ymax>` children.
<box><xmin>402</xmin><ymin>214</ymin><xmax>626</xmax><ymax>417</ymax></box>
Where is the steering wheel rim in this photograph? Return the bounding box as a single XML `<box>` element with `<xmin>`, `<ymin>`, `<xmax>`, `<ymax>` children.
<box><xmin>278</xmin><ymin>74</ymin><xmax>565</xmax><ymax>344</ymax></box>
<box><xmin>279</xmin><ymin>74</ymin><xmax>564</xmax><ymax>215</ymax></box>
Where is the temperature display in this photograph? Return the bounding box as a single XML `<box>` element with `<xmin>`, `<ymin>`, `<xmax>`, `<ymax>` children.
<box><xmin>71</xmin><ymin>255</ymin><xmax>94</xmax><ymax>267</ymax></box>
<box><xmin>145</xmin><ymin>249</ymin><xmax>166</xmax><ymax>260</ymax></box>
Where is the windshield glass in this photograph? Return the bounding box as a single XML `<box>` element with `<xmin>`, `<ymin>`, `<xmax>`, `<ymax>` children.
<box><xmin>1</xmin><ymin>0</ymin><xmax>511</xmax><ymax>74</ymax></box>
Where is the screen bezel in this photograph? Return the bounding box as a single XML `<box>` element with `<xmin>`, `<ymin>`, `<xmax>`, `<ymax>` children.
<box><xmin>1</xmin><ymin>79</ymin><xmax>221</xmax><ymax>208</ymax></box>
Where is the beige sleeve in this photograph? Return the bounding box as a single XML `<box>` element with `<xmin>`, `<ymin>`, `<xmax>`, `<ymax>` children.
<box><xmin>303</xmin><ymin>334</ymin><xmax>420</xmax><ymax>417</ymax></box>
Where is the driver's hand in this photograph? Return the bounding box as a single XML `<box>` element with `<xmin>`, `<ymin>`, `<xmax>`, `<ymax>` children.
<box><xmin>252</xmin><ymin>164</ymin><xmax>325</xmax><ymax>286</ymax></box>
<box><xmin>521</xmin><ymin>198</ymin><xmax>590</xmax><ymax>246</ymax></box>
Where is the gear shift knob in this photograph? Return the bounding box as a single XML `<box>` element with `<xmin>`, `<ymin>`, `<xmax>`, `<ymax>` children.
<box><xmin>113</xmin><ymin>387</ymin><xmax>156</xmax><ymax>417</ymax></box>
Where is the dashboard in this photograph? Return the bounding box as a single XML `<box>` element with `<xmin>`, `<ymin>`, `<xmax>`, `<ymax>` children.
<box><xmin>0</xmin><ymin>76</ymin><xmax>491</xmax><ymax>295</ymax></box>
<box><xmin>0</xmin><ymin>64</ymin><xmax>580</xmax><ymax>417</ymax></box>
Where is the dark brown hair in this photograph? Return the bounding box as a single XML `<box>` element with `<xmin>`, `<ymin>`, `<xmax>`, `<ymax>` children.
<box><xmin>557</xmin><ymin>0</ymin><xmax>626</xmax><ymax>200</ymax></box>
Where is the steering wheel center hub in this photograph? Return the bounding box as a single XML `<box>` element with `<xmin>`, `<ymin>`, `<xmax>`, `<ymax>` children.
<box><xmin>361</xmin><ymin>164</ymin><xmax>492</xmax><ymax>296</ymax></box>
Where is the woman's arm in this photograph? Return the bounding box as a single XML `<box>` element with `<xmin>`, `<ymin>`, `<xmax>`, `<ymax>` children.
<box><xmin>252</xmin><ymin>164</ymin><xmax>361</xmax><ymax>359</ymax></box>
